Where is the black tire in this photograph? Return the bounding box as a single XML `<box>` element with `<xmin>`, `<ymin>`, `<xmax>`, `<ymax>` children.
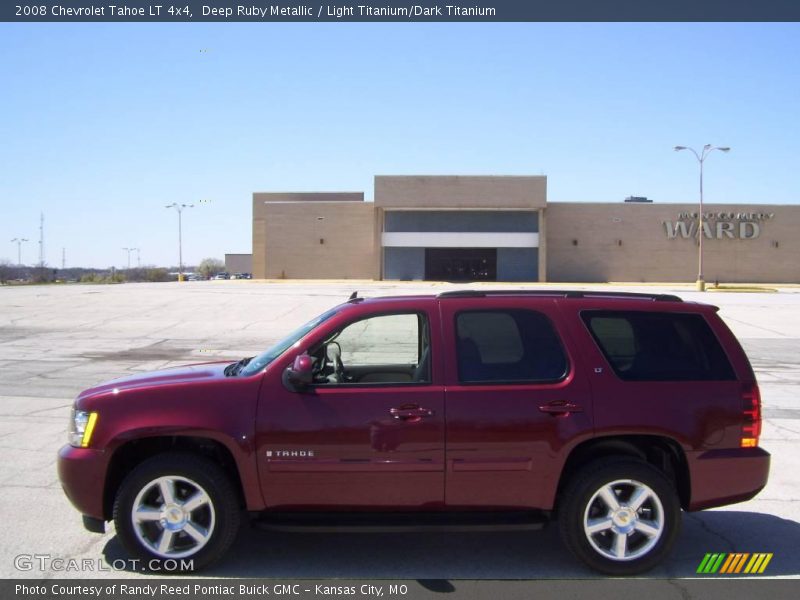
<box><xmin>558</xmin><ymin>457</ymin><xmax>681</xmax><ymax>575</ymax></box>
<box><xmin>113</xmin><ymin>453</ymin><xmax>241</xmax><ymax>573</ymax></box>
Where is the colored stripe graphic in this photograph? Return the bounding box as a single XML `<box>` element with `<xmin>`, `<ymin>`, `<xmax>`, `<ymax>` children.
<box><xmin>697</xmin><ymin>553</ymin><xmax>727</xmax><ymax>573</ymax></box>
<box><xmin>734</xmin><ymin>553</ymin><xmax>750</xmax><ymax>573</ymax></box>
<box><xmin>759</xmin><ymin>554</ymin><xmax>773</xmax><ymax>573</ymax></box>
<box><xmin>744</xmin><ymin>554</ymin><xmax>760</xmax><ymax>573</ymax></box>
<box><xmin>719</xmin><ymin>553</ymin><xmax>736</xmax><ymax>573</ymax></box>
<box><xmin>698</xmin><ymin>553</ymin><xmax>773</xmax><ymax>574</ymax></box>
<box><xmin>696</xmin><ymin>553</ymin><xmax>714</xmax><ymax>573</ymax></box>
<box><xmin>743</xmin><ymin>553</ymin><xmax>773</xmax><ymax>574</ymax></box>
<box><xmin>720</xmin><ymin>553</ymin><xmax>750</xmax><ymax>573</ymax></box>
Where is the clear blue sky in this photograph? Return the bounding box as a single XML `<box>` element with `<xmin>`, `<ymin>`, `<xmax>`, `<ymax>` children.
<box><xmin>1</xmin><ymin>23</ymin><xmax>798</xmax><ymax>268</ymax></box>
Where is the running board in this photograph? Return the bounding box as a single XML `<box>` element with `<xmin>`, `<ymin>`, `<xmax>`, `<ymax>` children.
<box><xmin>252</xmin><ymin>511</ymin><xmax>549</xmax><ymax>533</ymax></box>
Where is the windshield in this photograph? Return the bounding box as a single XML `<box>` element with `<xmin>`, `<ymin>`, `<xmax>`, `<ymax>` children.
<box><xmin>238</xmin><ymin>307</ymin><xmax>340</xmax><ymax>376</ymax></box>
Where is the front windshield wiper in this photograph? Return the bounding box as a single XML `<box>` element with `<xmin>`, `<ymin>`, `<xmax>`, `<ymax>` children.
<box><xmin>224</xmin><ymin>357</ymin><xmax>253</xmax><ymax>377</ymax></box>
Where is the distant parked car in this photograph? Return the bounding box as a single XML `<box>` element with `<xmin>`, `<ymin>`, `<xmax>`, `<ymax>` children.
<box><xmin>213</xmin><ymin>273</ymin><xmax>230</xmax><ymax>280</ymax></box>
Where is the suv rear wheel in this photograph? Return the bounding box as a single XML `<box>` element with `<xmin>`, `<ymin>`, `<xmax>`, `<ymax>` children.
<box><xmin>113</xmin><ymin>453</ymin><xmax>240</xmax><ymax>572</ymax></box>
<box><xmin>559</xmin><ymin>458</ymin><xmax>681</xmax><ymax>575</ymax></box>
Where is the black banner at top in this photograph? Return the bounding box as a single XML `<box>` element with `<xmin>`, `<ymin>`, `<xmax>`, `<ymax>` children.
<box><xmin>3</xmin><ymin>0</ymin><xmax>800</xmax><ymax>22</ymax></box>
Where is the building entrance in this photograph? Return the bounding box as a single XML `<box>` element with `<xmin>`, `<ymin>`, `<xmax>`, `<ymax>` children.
<box><xmin>424</xmin><ymin>248</ymin><xmax>497</xmax><ymax>282</ymax></box>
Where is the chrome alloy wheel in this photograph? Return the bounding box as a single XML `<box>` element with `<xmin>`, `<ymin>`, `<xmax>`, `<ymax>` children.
<box><xmin>582</xmin><ymin>479</ymin><xmax>664</xmax><ymax>562</ymax></box>
<box><xmin>131</xmin><ymin>475</ymin><xmax>216</xmax><ymax>559</ymax></box>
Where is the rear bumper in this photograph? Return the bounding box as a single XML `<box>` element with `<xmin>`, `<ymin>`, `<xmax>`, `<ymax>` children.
<box><xmin>687</xmin><ymin>446</ymin><xmax>770</xmax><ymax>511</ymax></box>
<box><xmin>57</xmin><ymin>445</ymin><xmax>109</xmax><ymax>522</ymax></box>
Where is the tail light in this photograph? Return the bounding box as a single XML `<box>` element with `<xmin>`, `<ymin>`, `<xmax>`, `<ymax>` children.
<box><xmin>741</xmin><ymin>382</ymin><xmax>762</xmax><ymax>448</ymax></box>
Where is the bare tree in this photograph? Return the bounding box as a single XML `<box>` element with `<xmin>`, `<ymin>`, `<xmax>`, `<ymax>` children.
<box><xmin>197</xmin><ymin>258</ymin><xmax>225</xmax><ymax>279</ymax></box>
<box><xmin>0</xmin><ymin>259</ymin><xmax>12</xmax><ymax>284</ymax></box>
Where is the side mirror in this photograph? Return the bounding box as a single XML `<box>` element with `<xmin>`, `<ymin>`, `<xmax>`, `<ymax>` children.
<box><xmin>283</xmin><ymin>353</ymin><xmax>313</xmax><ymax>392</ymax></box>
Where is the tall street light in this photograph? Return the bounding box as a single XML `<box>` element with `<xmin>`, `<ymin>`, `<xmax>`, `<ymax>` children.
<box><xmin>674</xmin><ymin>144</ymin><xmax>731</xmax><ymax>291</ymax></box>
<box><xmin>165</xmin><ymin>203</ymin><xmax>194</xmax><ymax>282</ymax></box>
<box><xmin>11</xmin><ymin>238</ymin><xmax>29</xmax><ymax>266</ymax></box>
<box><xmin>122</xmin><ymin>247</ymin><xmax>135</xmax><ymax>270</ymax></box>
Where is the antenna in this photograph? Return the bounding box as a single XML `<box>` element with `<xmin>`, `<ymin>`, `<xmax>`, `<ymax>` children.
<box><xmin>39</xmin><ymin>213</ymin><xmax>45</xmax><ymax>268</ymax></box>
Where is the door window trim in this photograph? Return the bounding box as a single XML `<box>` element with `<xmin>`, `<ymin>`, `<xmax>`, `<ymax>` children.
<box><xmin>308</xmin><ymin>310</ymin><xmax>434</xmax><ymax>389</ymax></box>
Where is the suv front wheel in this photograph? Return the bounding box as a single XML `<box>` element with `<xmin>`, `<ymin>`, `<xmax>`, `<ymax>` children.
<box><xmin>559</xmin><ymin>458</ymin><xmax>681</xmax><ymax>575</ymax></box>
<box><xmin>113</xmin><ymin>453</ymin><xmax>241</xmax><ymax>572</ymax></box>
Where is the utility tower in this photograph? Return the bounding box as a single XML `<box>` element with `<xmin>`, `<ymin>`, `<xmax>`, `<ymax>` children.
<box><xmin>38</xmin><ymin>213</ymin><xmax>45</xmax><ymax>268</ymax></box>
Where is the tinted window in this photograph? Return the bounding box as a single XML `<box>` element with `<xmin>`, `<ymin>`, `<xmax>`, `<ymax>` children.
<box><xmin>456</xmin><ymin>310</ymin><xmax>567</xmax><ymax>383</ymax></box>
<box><xmin>583</xmin><ymin>311</ymin><xmax>735</xmax><ymax>381</ymax></box>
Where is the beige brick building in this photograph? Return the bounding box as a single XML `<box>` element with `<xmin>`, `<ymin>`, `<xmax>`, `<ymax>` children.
<box><xmin>249</xmin><ymin>176</ymin><xmax>800</xmax><ymax>283</ymax></box>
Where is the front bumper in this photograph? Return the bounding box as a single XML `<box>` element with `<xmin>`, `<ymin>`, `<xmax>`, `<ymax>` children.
<box><xmin>687</xmin><ymin>446</ymin><xmax>771</xmax><ymax>511</ymax></box>
<box><xmin>57</xmin><ymin>445</ymin><xmax>109</xmax><ymax>522</ymax></box>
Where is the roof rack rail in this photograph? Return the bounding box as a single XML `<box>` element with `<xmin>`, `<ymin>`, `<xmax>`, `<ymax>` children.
<box><xmin>436</xmin><ymin>290</ymin><xmax>683</xmax><ymax>302</ymax></box>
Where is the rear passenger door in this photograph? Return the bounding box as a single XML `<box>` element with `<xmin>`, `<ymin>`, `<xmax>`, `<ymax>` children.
<box><xmin>440</xmin><ymin>297</ymin><xmax>593</xmax><ymax>510</ymax></box>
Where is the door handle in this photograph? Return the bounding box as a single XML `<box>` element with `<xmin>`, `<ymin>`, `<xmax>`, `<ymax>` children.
<box><xmin>390</xmin><ymin>406</ymin><xmax>434</xmax><ymax>421</ymax></box>
<box><xmin>538</xmin><ymin>401</ymin><xmax>584</xmax><ymax>416</ymax></box>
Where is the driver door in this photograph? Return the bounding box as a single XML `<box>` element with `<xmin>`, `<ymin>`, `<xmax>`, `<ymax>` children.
<box><xmin>255</xmin><ymin>306</ymin><xmax>445</xmax><ymax>510</ymax></box>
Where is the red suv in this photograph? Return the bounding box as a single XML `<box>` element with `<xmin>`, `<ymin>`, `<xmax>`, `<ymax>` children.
<box><xmin>58</xmin><ymin>291</ymin><xmax>770</xmax><ymax>575</ymax></box>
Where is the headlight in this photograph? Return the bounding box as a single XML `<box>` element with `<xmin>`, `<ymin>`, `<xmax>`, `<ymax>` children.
<box><xmin>68</xmin><ymin>408</ymin><xmax>98</xmax><ymax>448</ymax></box>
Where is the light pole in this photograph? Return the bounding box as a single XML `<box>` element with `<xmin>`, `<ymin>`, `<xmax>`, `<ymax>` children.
<box><xmin>122</xmin><ymin>247</ymin><xmax>135</xmax><ymax>270</ymax></box>
<box><xmin>11</xmin><ymin>238</ymin><xmax>28</xmax><ymax>266</ymax></box>
<box><xmin>165</xmin><ymin>203</ymin><xmax>194</xmax><ymax>281</ymax></box>
<box><xmin>674</xmin><ymin>144</ymin><xmax>731</xmax><ymax>291</ymax></box>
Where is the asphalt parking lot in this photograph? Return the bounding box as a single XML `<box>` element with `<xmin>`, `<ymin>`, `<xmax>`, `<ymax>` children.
<box><xmin>0</xmin><ymin>280</ymin><xmax>798</xmax><ymax>580</ymax></box>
